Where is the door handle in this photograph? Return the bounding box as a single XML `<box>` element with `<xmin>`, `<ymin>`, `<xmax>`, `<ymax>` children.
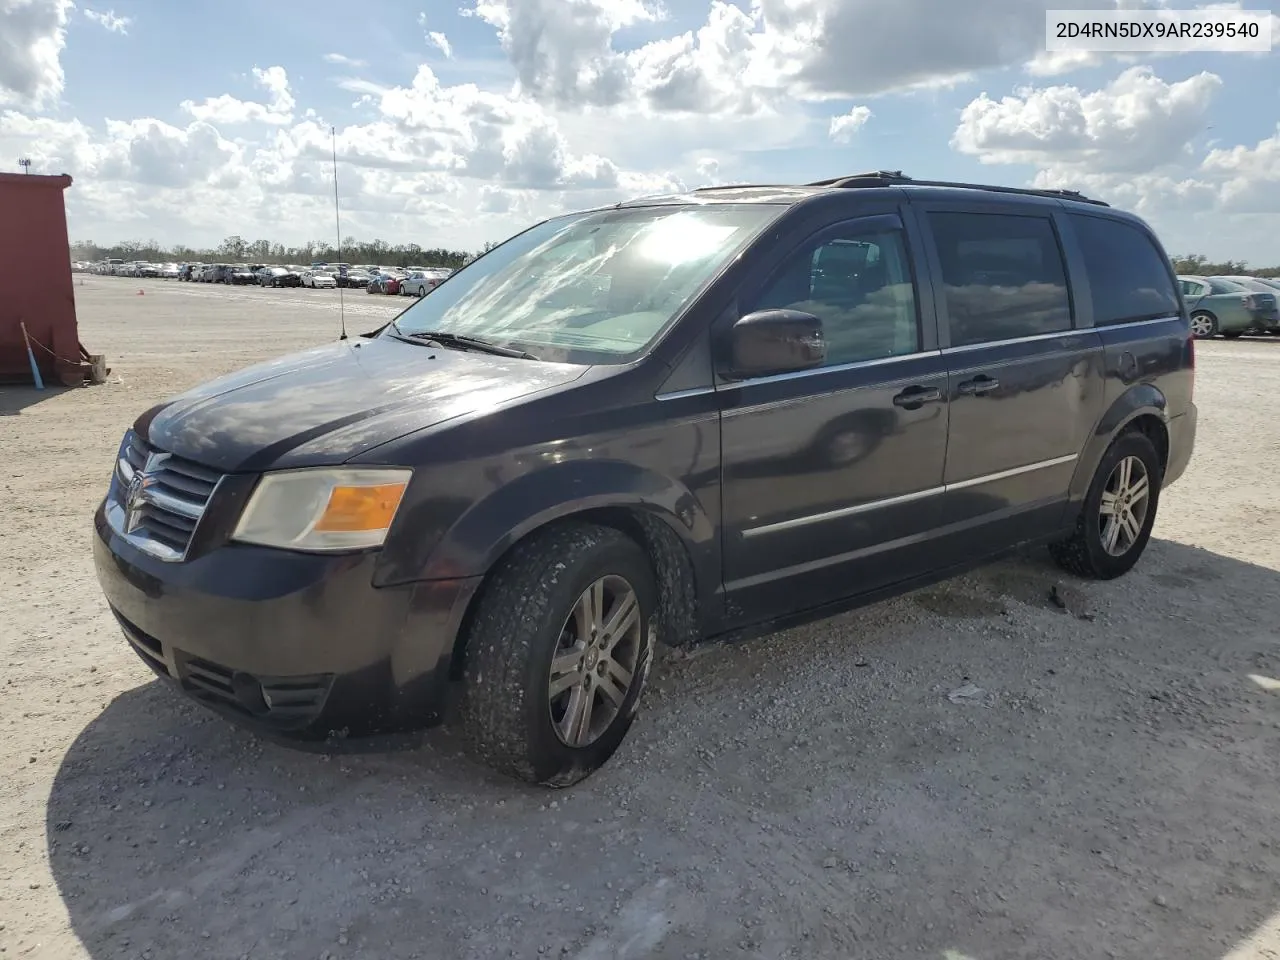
<box><xmin>892</xmin><ymin>385</ymin><xmax>944</xmax><ymax>409</ymax></box>
<box><xmin>957</xmin><ymin>375</ymin><xmax>1000</xmax><ymax>396</ymax></box>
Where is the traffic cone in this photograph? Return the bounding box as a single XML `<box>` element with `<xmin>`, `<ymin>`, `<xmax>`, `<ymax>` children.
<box><xmin>137</xmin><ymin>289</ymin><xmax>145</xmax><ymax>295</ymax></box>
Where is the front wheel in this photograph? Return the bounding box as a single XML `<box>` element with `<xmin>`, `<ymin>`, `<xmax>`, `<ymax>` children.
<box><xmin>460</xmin><ymin>523</ymin><xmax>657</xmax><ymax>787</ymax></box>
<box><xmin>1049</xmin><ymin>430</ymin><xmax>1162</xmax><ymax>580</ymax></box>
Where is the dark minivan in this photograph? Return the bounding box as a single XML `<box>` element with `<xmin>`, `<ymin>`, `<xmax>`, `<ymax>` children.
<box><xmin>93</xmin><ymin>172</ymin><xmax>1197</xmax><ymax>786</ymax></box>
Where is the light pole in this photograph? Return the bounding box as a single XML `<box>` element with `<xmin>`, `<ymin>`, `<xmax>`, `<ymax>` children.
<box><xmin>18</xmin><ymin>158</ymin><xmax>31</xmax><ymax>174</ymax></box>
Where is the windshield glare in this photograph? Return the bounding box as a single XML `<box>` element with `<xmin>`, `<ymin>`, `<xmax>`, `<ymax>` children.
<box><xmin>388</xmin><ymin>204</ymin><xmax>779</xmax><ymax>363</ymax></box>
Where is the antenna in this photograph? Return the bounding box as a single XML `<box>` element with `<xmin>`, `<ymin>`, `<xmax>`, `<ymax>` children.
<box><xmin>18</xmin><ymin>157</ymin><xmax>31</xmax><ymax>174</ymax></box>
<box><xmin>331</xmin><ymin>126</ymin><xmax>347</xmax><ymax>341</ymax></box>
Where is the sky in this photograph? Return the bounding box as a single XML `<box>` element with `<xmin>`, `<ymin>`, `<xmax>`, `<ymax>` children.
<box><xmin>1</xmin><ymin>0</ymin><xmax>1278</xmax><ymax>262</ymax></box>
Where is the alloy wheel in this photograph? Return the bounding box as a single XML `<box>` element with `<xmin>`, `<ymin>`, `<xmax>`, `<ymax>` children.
<box><xmin>1190</xmin><ymin>313</ymin><xmax>1215</xmax><ymax>338</ymax></box>
<box><xmin>547</xmin><ymin>575</ymin><xmax>642</xmax><ymax>748</ymax></box>
<box><xmin>1098</xmin><ymin>455</ymin><xmax>1151</xmax><ymax>557</ymax></box>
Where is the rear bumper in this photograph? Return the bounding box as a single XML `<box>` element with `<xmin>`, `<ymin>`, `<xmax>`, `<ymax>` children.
<box><xmin>92</xmin><ymin>501</ymin><xmax>482</xmax><ymax>740</ymax></box>
<box><xmin>1164</xmin><ymin>403</ymin><xmax>1197</xmax><ymax>488</ymax></box>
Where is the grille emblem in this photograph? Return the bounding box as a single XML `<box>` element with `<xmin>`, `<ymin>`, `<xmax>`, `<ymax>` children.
<box><xmin>124</xmin><ymin>451</ymin><xmax>170</xmax><ymax>534</ymax></box>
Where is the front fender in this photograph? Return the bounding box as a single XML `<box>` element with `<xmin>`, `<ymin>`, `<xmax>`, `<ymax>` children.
<box><xmin>399</xmin><ymin>459</ymin><xmax>717</xmax><ymax>586</ymax></box>
<box><xmin>1068</xmin><ymin>383</ymin><xmax>1167</xmax><ymax>501</ymax></box>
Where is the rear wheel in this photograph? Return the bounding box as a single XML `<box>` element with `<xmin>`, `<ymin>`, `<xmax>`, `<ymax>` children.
<box><xmin>1049</xmin><ymin>430</ymin><xmax>1161</xmax><ymax>580</ymax></box>
<box><xmin>1189</xmin><ymin>312</ymin><xmax>1217</xmax><ymax>339</ymax></box>
<box><xmin>460</xmin><ymin>523</ymin><xmax>657</xmax><ymax>787</ymax></box>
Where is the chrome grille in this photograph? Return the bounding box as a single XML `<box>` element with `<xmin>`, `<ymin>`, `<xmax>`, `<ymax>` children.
<box><xmin>107</xmin><ymin>431</ymin><xmax>224</xmax><ymax>562</ymax></box>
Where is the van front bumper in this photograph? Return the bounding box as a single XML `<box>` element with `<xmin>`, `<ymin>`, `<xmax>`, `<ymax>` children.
<box><xmin>92</xmin><ymin>501</ymin><xmax>481</xmax><ymax>741</ymax></box>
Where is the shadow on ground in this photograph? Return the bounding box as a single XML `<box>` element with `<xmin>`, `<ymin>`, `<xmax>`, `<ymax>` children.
<box><xmin>47</xmin><ymin>539</ymin><xmax>1280</xmax><ymax>960</ymax></box>
<box><xmin>0</xmin><ymin>385</ymin><xmax>79</xmax><ymax>416</ymax></box>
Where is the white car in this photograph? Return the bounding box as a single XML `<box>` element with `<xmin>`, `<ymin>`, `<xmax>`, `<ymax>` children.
<box><xmin>399</xmin><ymin>267</ymin><xmax>454</xmax><ymax>297</ymax></box>
<box><xmin>159</xmin><ymin>262</ymin><xmax>181</xmax><ymax>279</ymax></box>
<box><xmin>301</xmin><ymin>270</ymin><xmax>338</xmax><ymax>289</ymax></box>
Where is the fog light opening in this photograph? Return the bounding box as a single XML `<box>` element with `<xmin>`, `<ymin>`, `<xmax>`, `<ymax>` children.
<box><xmin>230</xmin><ymin>672</ymin><xmax>270</xmax><ymax>715</ymax></box>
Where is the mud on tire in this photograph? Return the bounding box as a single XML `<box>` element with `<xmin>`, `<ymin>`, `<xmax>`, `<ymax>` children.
<box><xmin>459</xmin><ymin>522</ymin><xmax>658</xmax><ymax>787</ymax></box>
<box><xmin>1050</xmin><ymin>429</ymin><xmax>1162</xmax><ymax>581</ymax></box>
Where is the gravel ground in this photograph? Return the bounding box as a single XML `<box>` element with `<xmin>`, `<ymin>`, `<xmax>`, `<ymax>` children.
<box><xmin>2</xmin><ymin>275</ymin><xmax>1278</xmax><ymax>960</ymax></box>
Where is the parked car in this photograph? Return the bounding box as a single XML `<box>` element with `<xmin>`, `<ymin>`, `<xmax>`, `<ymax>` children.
<box><xmin>260</xmin><ymin>266</ymin><xmax>302</xmax><ymax>288</ymax></box>
<box><xmin>1178</xmin><ymin>276</ymin><xmax>1269</xmax><ymax>339</ymax></box>
<box><xmin>301</xmin><ymin>269</ymin><xmax>338</xmax><ymax>289</ymax></box>
<box><xmin>339</xmin><ymin>268</ymin><xmax>371</xmax><ymax>289</ymax></box>
<box><xmin>227</xmin><ymin>266</ymin><xmax>259</xmax><ymax>285</ymax></box>
<box><xmin>92</xmin><ymin>172</ymin><xmax>1196</xmax><ymax>788</ymax></box>
<box><xmin>159</xmin><ymin>262</ymin><xmax>181</xmax><ymax>279</ymax></box>
<box><xmin>178</xmin><ymin>264</ymin><xmax>198</xmax><ymax>281</ymax></box>
<box><xmin>202</xmin><ymin>264</ymin><xmax>231</xmax><ymax>283</ymax></box>
<box><xmin>1210</xmin><ymin>276</ymin><xmax>1280</xmax><ymax>333</ymax></box>
<box><xmin>399</xmin><ymin>268</ymin><xmax>454</xmax><ymax>297</ymax></box>
<box><xmin>366</xmin><ymin>272</ymin><xmax>403</xmax><ymax>295</ymax></box>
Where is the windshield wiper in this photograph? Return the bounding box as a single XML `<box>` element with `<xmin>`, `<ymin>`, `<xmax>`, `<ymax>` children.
<box><xmin>404</xmin><ymin>330</ymin><xmax>539</xmax><ymax>360</ymax></box>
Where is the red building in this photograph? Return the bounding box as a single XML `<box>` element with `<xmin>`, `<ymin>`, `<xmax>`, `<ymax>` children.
<box><xmin>0</xmin><ymin>172</ymin><xmax>98</xmax><ymax>386</ymax></box>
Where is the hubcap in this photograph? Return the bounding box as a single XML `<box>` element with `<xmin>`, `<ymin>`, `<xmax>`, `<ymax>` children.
<box><xmin>547</xmin><ymin>575</ymin><xmax>642</xmax><ymax>748</ymax></box>
<box><xmin>1191</xmin><ymin>315</ymin><xmax>1213</xmax><ymax>337</ymax></box>
<box><xmin>1098</xmin><ymin>455</ymin><xmax>1151</xmax><ymax>557</ymax></box>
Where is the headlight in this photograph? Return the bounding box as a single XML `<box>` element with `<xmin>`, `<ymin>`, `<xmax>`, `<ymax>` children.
<box><xmin>232</xmin><ymin>468</ymin><xmax>412</xmax><ymax>552</ymax></box>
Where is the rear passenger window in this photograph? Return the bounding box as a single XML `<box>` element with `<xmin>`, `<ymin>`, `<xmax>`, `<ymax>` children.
<box><xmin>1068</xmin><ymin>214</ymin><xmax>1180</xmax><ymax>324</ymax></box>
<box><xmin>750</xmin><ymin>227</ymin><xmax>920</xmax><ymax>366</ymax></box>
<box><xmin>929</xmin><ymin>212</ymin><xmax>1072</xmax><ymax>347</ymax></box>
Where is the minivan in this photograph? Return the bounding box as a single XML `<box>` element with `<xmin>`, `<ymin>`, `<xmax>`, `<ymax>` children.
<box><xmin>93</xmin><ymin>172</ymin><xmax>1197</xmax><ymax>787</ymax></box>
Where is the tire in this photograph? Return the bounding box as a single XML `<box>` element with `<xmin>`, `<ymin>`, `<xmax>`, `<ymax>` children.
<box><xmin>1049</xmin><ymin>430</ymin><xmax>1162</xmax><ymax>580</ymax></box>
<box><xmin>460</xmin><ymin>523</ymin><xmax>658</xmax><ymax>787</ymax></box>
<box><xmin>418</xmin><ymin>286</ymin><xmax>427</xmax><ymax>297</ymax></box>
<box><xmin>1189</xmin><ymin>311</ymin><xmax>1217</xmax><ymax>339</ymax></box>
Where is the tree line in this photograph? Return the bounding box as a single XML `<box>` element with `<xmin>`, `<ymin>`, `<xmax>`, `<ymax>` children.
<box><xmin>1170</xmin><ymin>254</ymin><xmax>1280</xmax><ymax>278</ymax></box>
<box><xmin>68</xmin><ymin>235</ymin><xmax>493</xmax><ymax>270</ymax></box>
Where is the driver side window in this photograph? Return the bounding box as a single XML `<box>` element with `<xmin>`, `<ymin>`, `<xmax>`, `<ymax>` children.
<box><xmin>749</xmin><ymin>227</ymin><xmax>921</xmax><ymax>366</ymax></box>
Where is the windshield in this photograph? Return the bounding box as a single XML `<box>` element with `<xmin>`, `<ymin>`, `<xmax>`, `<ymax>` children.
<box><xmin>387</xmin><ymin>203</ymin><xmax>780</xmax><ymax>364</ymax></box>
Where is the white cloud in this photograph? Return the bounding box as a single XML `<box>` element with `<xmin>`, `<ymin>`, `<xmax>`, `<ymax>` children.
<box><xmin>83</xmin><ymin>7</ymin><xmax>131</xmax><ymax>34</ymax></box>
<box><xmin>0</xmin><ymin>109</ymin><xmax>244</xmax><ymax>188</ymax></box>
<box><xmin>427</xmin><ymin>31</ymin><xmax>453</xmax><ymax>58</ymax></box>
<box><xmin>952</xmin><ymin>67</ymin><xmax>1221</xmax><ymax>173</ymax></box>
<box><xmin>415</xmin><ymin>12</ymin><xmax>454</xmax><ymax>58</ymax></box>
<box><xmin>0</xmin><ymin>0</ymin><xmax>73</xmax><ymax>108</ymax></box>
<box><xmin>950</xmin><ymin>67</ymin><xmax>1280</xmax><ymax>259</ymax></box>
<box><xmin>323</xmin><ymin>52</ymin><xmax>367</xmax><ymax>68</ymax></box>
<box><xmin>828</xmin><ymin>106</ymin><xmax>871</xmax><ymax>143</ymax></box>
<box><xmin>463</xmin><ymin>0</ymin><xmax>1162</xmax><ymax>115</ymax></box>
<box><xmin>181</xmin><ymin>66</ymin><xmax>297</xmax><ymax>126</ymax></box>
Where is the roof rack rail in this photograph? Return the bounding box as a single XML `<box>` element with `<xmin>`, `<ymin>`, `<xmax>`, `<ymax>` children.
<box><xmin>690</xmin><ymin>183</ymin><xmax>792</xmax><ymax>192</ymax></box>
<box><xmin>805</xmin><ymin>171</ymin><xmax>1110</xmax><ymax>207</ymax></box>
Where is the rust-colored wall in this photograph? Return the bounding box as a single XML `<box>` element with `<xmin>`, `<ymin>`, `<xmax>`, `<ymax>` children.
<box><xmin>0</xmin><ymin>173</ymin><xmax>83</xmax><ymax>385</ymax></box>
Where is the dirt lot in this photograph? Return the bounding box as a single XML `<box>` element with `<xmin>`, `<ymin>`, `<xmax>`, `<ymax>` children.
<box><xmin>2</xmin><ymin>275</ymin><xmax>1278</xmax><ymax>960</ymax></box>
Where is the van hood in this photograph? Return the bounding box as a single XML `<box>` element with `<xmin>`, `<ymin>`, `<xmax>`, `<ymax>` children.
<box><xmin>136</xmin><ymin>336</ymin><xmax>588</xmax><ymax>473</ymax></box>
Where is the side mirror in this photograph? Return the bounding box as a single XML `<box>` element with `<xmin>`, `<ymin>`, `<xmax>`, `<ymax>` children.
<box><xmin>724</xmin><ymin>309</ymin><xmax>826</xmax><ymax>380</ymax></box>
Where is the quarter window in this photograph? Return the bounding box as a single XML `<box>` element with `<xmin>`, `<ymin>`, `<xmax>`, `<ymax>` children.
<box><xmin>929</xmin><ymin>212</ymin><xmax>1072</xmax><ymax>347</ymax></box>
<box><xmin>749</xmin><ymin>227</ymin><xmax>920</xmax><ymax>366</ymax></box>
<box><xmin>1068</xmin><ymin>214</ymin><xmax>1180</xmax><ymax>325</ymax></box>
